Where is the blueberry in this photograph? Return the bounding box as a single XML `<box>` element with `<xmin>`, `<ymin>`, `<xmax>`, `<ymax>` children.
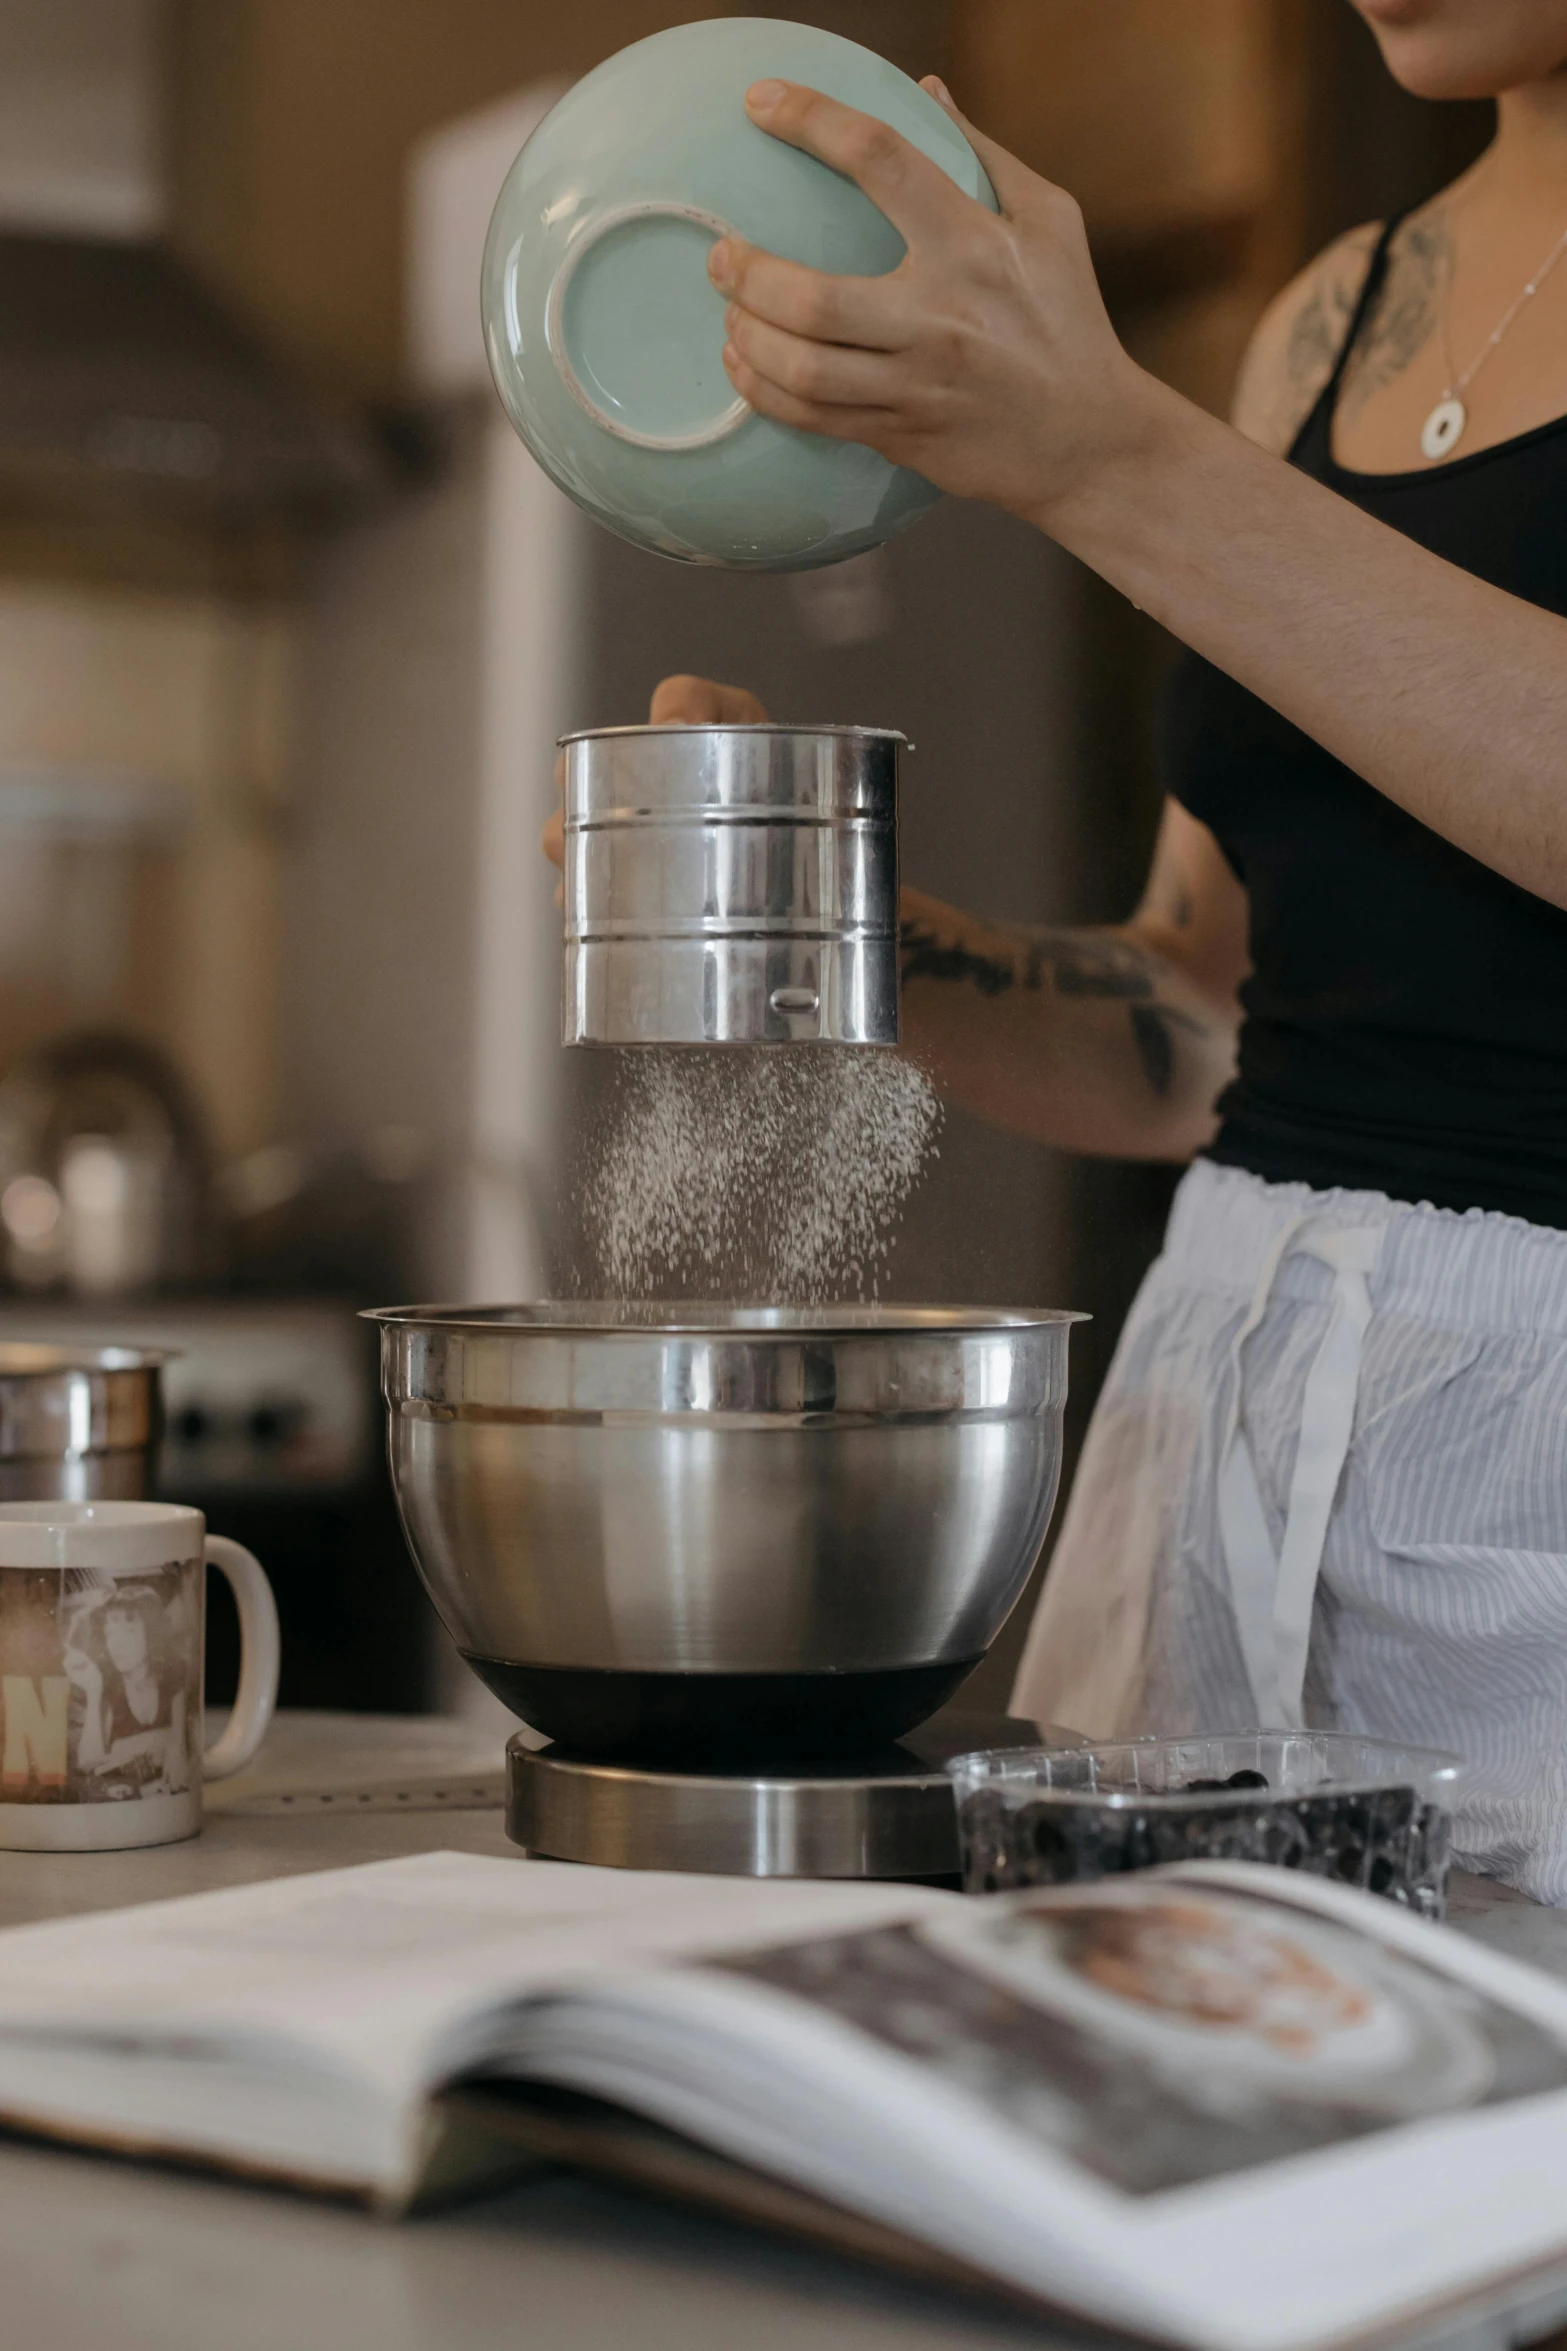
<box><xmin>1028</xmin><ymin>1813</ymin><xmax>1075</xmax><ymax>1861</ymax></box>
<box><xmin>1225</xmin><ymin>1768</ymin><xmax>1270</xmax><ymax>1789</ymax></box>
<box><xmin>1121</xmin><ymin>1814</ymin><xmax>1169</xmax><ymax>1872</ymax></box>
<box><xmin>1261</xmin><ymin>1809</ymin><xmax>1308</xmax><ymax>1869</ymax></box>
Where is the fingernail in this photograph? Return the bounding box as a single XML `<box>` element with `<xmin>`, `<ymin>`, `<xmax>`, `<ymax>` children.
<box><xmin>928</xmin><ymin>76</ymin><xmax>953</xmax><ymax>104</ymax></box>
<box><xmin>708</xmin><ymin>238</ymin><xmax>734</xmax><ymax>287</ymax></box>
<box><xmin>747</xmin><ymin>78</ymin><xmax>788</xmax><ymax>111</ymax></box>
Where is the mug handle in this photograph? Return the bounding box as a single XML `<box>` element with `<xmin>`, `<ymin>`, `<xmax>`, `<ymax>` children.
<box><xmin>201</xmin><ymin>1535</ymin><xmax>281</xmax><ymax>1781</ymax></box>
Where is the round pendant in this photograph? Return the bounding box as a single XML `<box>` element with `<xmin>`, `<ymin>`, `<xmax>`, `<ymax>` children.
<box><xmin>1421</xmin><ymin>396</ymin><xmax>1467</xmax><ymax>461</ymax></box>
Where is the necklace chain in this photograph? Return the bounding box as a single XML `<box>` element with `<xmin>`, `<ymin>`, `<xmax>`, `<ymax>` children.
<box><xmin>1419</xmin><ymin>206</ymin><xmax>1567</xmax><ymax>459</ymax></box>
<box><xmin>1439</xmin><ymin>215</ymin><xmax>1567</xmax><ymax>401</ymax></box>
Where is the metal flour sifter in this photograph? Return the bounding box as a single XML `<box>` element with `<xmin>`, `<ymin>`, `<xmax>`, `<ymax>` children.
<box><xmin>559</xmin><ymin>723</ymin><xmax>903</xmax><ymax>1047</ymax></box>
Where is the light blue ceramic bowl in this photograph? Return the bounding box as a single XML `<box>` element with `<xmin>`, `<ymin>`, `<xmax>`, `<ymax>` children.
<box><xmin>481</xmin><ymin>16</ymin><xmax>997</xmax><ymax>570</ymax></box>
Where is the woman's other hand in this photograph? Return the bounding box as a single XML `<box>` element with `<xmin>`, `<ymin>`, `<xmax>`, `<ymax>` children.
<box><xmin>647</xmin><ymin>676</ymin><xmax>770</xmax><ymax>727</ymax></box>
<box><xmin>709</xmin><ymin>78</ymin><xmax>1149</xmax><ymax>532</ymax></box>
<box><xmin>541</xmin><ymin>676</ymin><xmax>770</xmax><ymax>883</ymax></box>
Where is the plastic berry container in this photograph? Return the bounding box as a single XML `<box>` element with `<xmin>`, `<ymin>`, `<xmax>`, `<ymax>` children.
<box><xmin>946</xmin><ymin>1732</ymin><xmax>1464</xmax><ymax>1918</ymax></box>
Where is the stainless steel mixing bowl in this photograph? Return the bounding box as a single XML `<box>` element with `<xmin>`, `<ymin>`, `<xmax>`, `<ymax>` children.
<box><xmin>370</xmin><ymin>1303</ymin><xmax>1081</xmax><ymax>1764</ymax></box>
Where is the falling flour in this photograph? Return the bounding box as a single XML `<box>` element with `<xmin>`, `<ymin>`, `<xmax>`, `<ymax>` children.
<box><xmin>573</xmin><ymin>1047</ymin><xmax>942</xmax><ymax>1304</ymax></box>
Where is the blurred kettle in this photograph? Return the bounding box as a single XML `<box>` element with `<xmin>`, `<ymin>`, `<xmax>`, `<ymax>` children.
<box><xmin>0</xmin><ymin>1032</ymin><xmax>218</xmax><ymax>1296</ymax></box>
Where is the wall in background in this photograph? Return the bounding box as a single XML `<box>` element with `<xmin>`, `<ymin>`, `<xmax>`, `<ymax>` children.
<box><xmin>0</xmin><ymin>0</ymin><xmax>167</xmax><ymax>236</ymax></box>
<box><xmin>954</xmin><ymin>0</ymin><xmax>1298</xmax><ymax>422</ymax></box>
<box><xmin>954</xmin><ymin>0</ymin><xmax>1279</xmax><ymax>250</ymax></box>
<box><xmin>0</xmin><ymin>582</ymin><xmax>291</xmax><ymax>1157</ymax></box>
<box><xmin>168</xmin><ymin>0</ymin><xmax>1329</xmax><ymax>418</ymax></box>
<box><xmin>167</xmin><ymin>0</ymin><xmax>951</xmax><ymax>405</ymax></box>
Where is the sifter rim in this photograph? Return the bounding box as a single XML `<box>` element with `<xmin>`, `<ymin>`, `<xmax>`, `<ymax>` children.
<box><xmin>558</xmin><ymin>723</ymin><xmax>909</xmax><ymax>748</ymax></box>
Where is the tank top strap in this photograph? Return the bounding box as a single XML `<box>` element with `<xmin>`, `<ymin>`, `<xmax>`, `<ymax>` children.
<box><xmin>1288</xmin><ymin>211</ymin><xmax>1409</xmax><ymax>464</ymax></box>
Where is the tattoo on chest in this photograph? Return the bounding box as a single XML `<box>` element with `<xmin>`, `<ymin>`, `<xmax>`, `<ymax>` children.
<box><xmin>1339</xmin><ymin>215</ymin><xmax>1449</xmax><ymax>425</ymax></box>
<box><xmin>1286</xmin><ymin>274</ymin><xmax>1357</xmax><ymax>411</ymax></box>
<box><xmin>1276</xmin><ymin>213</ymin><xmax>1450</xmax><ymax>449</ymax></box>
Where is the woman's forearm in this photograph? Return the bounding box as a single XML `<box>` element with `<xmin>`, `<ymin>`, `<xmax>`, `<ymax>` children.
<box><xmin>1036</xmin><ymin>380</ymin><xmax>1567</xmax><ymax>909</ymax></box>
<box><xmin>900</xmin><ymin>889</ymin><xmax>1236</xmax><ymax>1160</ymax></box>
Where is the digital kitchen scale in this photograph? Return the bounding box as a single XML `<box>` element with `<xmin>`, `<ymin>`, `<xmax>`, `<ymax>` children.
<box><xmin>505</xmin><ymin>1711</ymin><xmax>1046</xmax><ymax>1883</ymax></box>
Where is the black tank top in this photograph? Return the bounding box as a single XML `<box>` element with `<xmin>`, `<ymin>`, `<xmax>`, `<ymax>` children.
<box><xmin>1164</xmin><ymin>214</ymin><xmax>1567</xmax><ymax>1228</ymax></box>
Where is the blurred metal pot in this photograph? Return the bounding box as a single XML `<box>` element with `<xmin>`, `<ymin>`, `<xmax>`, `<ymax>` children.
<box><xmin>0</xmin><ymin>1342</ymin><xmax>164</xmax><ymax>1500</ymax></box>
<box><xmin>0</xmin><ymin>1032</ymin><xmax>217</xmax><ymax>1296</ymax></box>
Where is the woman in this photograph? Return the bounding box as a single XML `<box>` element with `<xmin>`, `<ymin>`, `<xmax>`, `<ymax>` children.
<box><xmin>549</xmin><ymin>0</ymin><xmax>1567</xmax><ymax>1898</ymax></box>
<box><xmin>64</xmin><ymin>1583</ymin><xmax>189</xmax><ymax>1796</ymax></box>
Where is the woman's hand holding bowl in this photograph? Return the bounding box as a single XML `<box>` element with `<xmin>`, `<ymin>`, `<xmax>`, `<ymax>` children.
<box><xmin>709</xmin><ymin>78</ymin><xmax>1154</xmax><ymax>533</ymax></box>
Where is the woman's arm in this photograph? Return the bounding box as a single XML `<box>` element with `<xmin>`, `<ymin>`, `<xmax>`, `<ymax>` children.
<box><xmin>902</xmin><ymin>800</ymin><xmax>1245</xmax><ymax>1159</ymax></box>
<box><xmin>574</xmin><ymin>681</ymin><xmax>1251</xmax><ymax>1160</ymax></box>
<box><xmin>713</xmin><ymin>84</ymin><xmax>1567</xmax><ymax>910</ymax></box>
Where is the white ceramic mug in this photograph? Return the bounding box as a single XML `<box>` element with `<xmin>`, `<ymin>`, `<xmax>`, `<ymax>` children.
<box><xmin>0</xmin><ymin>1501</ymin><xmax>280</xmax><ymax>1851</ymax></box>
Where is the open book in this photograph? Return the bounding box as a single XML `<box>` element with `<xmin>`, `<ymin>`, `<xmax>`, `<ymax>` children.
<box><xmin>3</xmin><ymin>1852</ymin><xmax>1567</xmax><ymax>2351</ymax></box>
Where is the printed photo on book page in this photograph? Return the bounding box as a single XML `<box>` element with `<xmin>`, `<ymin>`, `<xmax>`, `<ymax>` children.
<box><xmin>717</xmin><ymin>1879</ymin><xmax>1567</xmax><ymax>2196</ymax></box>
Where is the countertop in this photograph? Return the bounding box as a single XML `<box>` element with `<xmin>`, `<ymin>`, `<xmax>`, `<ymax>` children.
<box><xmin>1</xmin><ymin>1711</ymin><xmax>1565</xmax><ymax>2351</ymax></box>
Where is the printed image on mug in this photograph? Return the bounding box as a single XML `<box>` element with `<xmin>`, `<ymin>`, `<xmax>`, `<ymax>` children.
<box><xmin>0</xmin><ymin>1502</ymin><xmax>279</xmax><ymax>1852</ymax></box>
<box><xmin>4</xmin><ymin>1559</ymin><xmax>201</xmax><ymax>1804</ymax></box>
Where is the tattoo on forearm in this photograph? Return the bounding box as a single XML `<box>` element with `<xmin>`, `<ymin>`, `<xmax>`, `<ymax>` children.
<box><xmin>902</xmin><ymin>922</ymin><xmax>1158</xmax><ymax>1002</ymax></box>
<box><xmin>1022</xmin><ymin>932</ymin><xmax>1162</xmax><ymax>999</ymax></box>
<box><xmin>899</xmin><ymin>926</ymin><xmax>1016</xmax><ymax>997</ymax></box>
<box><xmin>901</xmin><ymin>921</ymin><xmax>1209</xmax><ymax>1098</ymax></box>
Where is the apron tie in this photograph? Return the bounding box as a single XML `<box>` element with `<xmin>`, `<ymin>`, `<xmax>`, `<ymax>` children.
<box><xmin>1217</xmin><ymin>1219</ymin><xmax>1384</xmax><ymax>1730</ymax></box>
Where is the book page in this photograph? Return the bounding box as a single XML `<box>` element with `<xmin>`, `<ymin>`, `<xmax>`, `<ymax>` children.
<box><xmin>7</xmin><ymin>1852</ymin><xmax>1567</xmax><ymax>2351</ymax></box>
<box><xmin>485</xmin><ymin>1869</ymin><xmax>1567</xmax><ymax>2351</ymax></box>
<box><xmin>0</xmin><ymin>1851</ymin><xmax>951</xmax><ymax>2188</ymax></box>
<box><xmin>725</xmin><ymin>1877</ymin><xmax>1567</xmax><ymax>2194</ymax></box>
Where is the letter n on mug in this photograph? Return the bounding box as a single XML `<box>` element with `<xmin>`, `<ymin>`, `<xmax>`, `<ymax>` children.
<box><xmin>0</xmin><ymin>1504</ymin><xmax>279</xmax><ymax>1851</ymax></box>
<box><xmin>2</xmin><ymin>1670</ymin><xmax>71</xmax><ymax>1789</ymax></box>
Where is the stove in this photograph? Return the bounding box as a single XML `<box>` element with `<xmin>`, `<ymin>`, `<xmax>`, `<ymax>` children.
<box><xmin>505</xmin><ymin>1711</ymin><xmax>1043</xmax><ymax>1883</ymax></box>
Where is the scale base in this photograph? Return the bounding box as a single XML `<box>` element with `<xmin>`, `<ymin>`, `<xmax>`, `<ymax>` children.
<box><xmin>505</xmin><ymin>1711</ymin><xmax>1041</xmax><ymax>1882</ymax></box>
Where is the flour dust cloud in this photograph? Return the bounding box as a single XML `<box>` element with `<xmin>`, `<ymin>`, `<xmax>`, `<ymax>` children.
<box><xmin>573</xmin><ymin>1047</ymin><xmax>942</xmax><ymax>1304</ymax></box>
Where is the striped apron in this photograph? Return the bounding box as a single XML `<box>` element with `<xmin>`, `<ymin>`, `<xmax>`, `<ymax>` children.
<box><xmin>1011</xmin><ymin>1158</ymin><xmax>1567</xmax><ymax>1903</ymax></box>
